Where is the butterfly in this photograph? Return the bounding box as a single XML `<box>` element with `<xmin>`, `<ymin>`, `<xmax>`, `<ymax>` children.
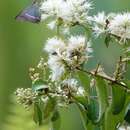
<box><xmin>15</xmin><ymin>0</ymin><xmax>41</xmax><ymax>23</ymax></box>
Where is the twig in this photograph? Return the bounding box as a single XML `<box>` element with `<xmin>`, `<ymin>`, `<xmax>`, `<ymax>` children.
<box><xmin>77</xmin><ymin>68</ymin><xmax>129</xmax><ymax>90</ymax></box>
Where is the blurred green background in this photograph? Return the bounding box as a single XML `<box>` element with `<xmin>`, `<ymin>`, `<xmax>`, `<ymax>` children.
<box><xmin>0</xmin><ymin>0</ymin><xmax>130</xmax><ymax>130</ymax></box>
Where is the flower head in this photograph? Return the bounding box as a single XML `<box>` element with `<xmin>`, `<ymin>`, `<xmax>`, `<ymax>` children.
<box><xmin>66</xmin><ymin>0</ymin><xmax>92</xmax><ymax>24</ymax></box>
<box><xmin>108</xmin><ymin>13</ymin><xmax>130</xmax><ymax>43</ymax></box>
<box><xmin>62</xmin><ymin>78</ymin><xmax>79</xmax><ymax>92</ymax></box>
<box><xmin>65</xmin><ymin>36</ymin><xmax>92</xmax><ymax>68</ymax></box>
<box><xmin>44</xmin><ymin>36</ymin><xmax>92</xmax><ymax>81</ymax></box>
<box><xmin>60</xmin><ymin>78</ymin><xmax>85</xmax><ymax>96</ymax></box>
<box><xmin>48</xmin><ymin>55</ymin><xmax>66</xmax><ymax>81</ymax></box>
<box><xmin>40</xmin><ymin>0</ymin><xmax>92</xmax><ymax>30</ymax></box>
<box><xmin>44</xmin><ymin>37</ymin><xmax>66</xmax><ymax>54</ymax></box>
<box><xmin>92</xmin><ymin>12</ymin><xmax>113</xmax><ymax>36</ymax></box>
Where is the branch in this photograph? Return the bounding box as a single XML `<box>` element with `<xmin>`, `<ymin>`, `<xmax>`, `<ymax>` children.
<box><xmin>77</xmin><ymin>68</ymin><xmax>129</xmax><ymax>90</ymax></box>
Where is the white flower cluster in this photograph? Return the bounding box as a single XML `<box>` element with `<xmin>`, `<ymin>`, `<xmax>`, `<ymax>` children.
<box><xmin>56</xmin><ymin>78</ymin><xmax>85</xmax><ymax>105</ymax></box>
<box><xmin>109</xmin><ymin>13</ymin><xmax>130</xmax><ymax>42</ymax></box>
<box><xmin>40</xmin><ymin>0</ymin><xmax>92</xmax><ymax>30</ymax></box>
<box><xmin>61</xmin><ymin>78</ymin><xmax>85</xmax><ymax>95</ymax></box>
<box><xmin>15</xmin><ymin>88</ymin><xmax>38</xmax><ymax>108</ymax></box>
<box><xmin>44</xmin><ymin>36</ymin><xmax>92</xmax><ymax>81</ymax></box>
<box><xmin>92</xmin><ymin>12</ymin><xmax>112</xmax><ymax>37</ymax></box>
<box><xmin>92</xmin><ymin>12</ymin><xmax>130</xmax><ymax>43</ymax></box>
<box><xmin>38</xmin><ymin>78</ymin><xmax>85</xmax><ymax>107</ymax></box>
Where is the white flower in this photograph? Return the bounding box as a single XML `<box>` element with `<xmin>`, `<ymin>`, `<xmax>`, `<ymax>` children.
<box><xmin>40</xmin><ymin>0</ymin><xmax>66</xmax><ymax>20</ymax></box>
<box><xmin>40</xmin><ymin>0</ymin><xmax>72</xmax><ymax>26</ymax></box>
<box><xmin>48</xmin><ymin>55</ymin><xmax>66</xmax><ymax>81</ymax></box>
<box><xmin>68</xmin><ymin>36</ymin><xmax>87</xmax><ymax>52</ymax></box>
<box><xmin>44</xmin><ymin>37</ymin><xmax>66</xmax><ymax>54</ymax></box>
<box><xmin>44</xmin><ymin>37</ymin><xmax>66</xmax><ymax>81</ymax></box>
<box><xmin>65</xmin><ymin>35</ymin><xmax>92</xmax><ymax>67</ymax></box>
<box><xmin>44</xmin><ymin>36</ymin><xmax>92</xmax><ymax>81</ymax></box>
<box><xmin>108</xmin><ymin>13</ymin><xmax>130</xmax><ymax>43</ymax></box>
<box><xmin>40</xmin><ymin>0</ymin><xmax>92</xmax><ymax>29</ymax></box>
<box><xmin>68</xmin><ymin>35</ymin><xmax>92</xmax><ymax>53</ymax></box>
<box><xmin>62</xmin><ymin>78</ymin><xmax>78</xmax><ymax>91</ymax></box>
<box><xmin>61</xmin><ymin>78</ymin><xmax>85</xmax><ymax>96</ymax></box>
<box><xmin>92</xmin><ymin>12</ymin><xmax>110</xmax><ymax>36</ymax></box>
<box><xmin>66</xmin><ymin>0</ymin><xmax>92</xmax><ymax>24</ymax></box>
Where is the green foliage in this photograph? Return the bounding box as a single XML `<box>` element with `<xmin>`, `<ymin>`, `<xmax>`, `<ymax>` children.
<box><xmin>51</xmin><ymin>111</ymin><xmax>61</xmax><ymax>130</ymax></box>
<box><xmin>104</xmin><ymin>92</ymin><xmax>130</xmax><ymax>130</ymax></box>
<box><xmin>76</xmin><ymin>103</ymin><xmax>88</xmax><ymax>130</ymax></box>
<box><xmin>43</xmin><ymin>97</ymin><xmax>56</xmax><ymax>121</ymax></box>
<box><xmin>33</xmin><ymin>102</ymin><xmax>43</xmax><ymax>125</ymax></box>
<box><xmin>88</xmin><ymin>96</ymin><xmax>99</xmax><ymax>124</ymax></box>
<box><xmin>95</xmin><ymin>77</ymin><xmax>109</xmax><ymax>122</ymax></box>
<box><xmin>1</xmin><ymin>96</ymin><xmax>48</xmax><ymax>130</ymax></box>
<box><xmin>111</xmin><ymin>84</ymin><xmax>126</xmax><ymax>115</ymax></box>
<box><xmin>76</xmin><ymin>71</ymin><xmax>130</xmax><ymax>130</ymax></box>
<box><xmin>77</xmin><ymin>71</ymin><xmax>90</xmax><ymax>92</ymax></box>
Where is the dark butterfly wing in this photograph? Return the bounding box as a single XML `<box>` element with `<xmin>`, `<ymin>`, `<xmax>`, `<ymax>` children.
<box><xmin>15</xmin><ymin>4</ymin><xmax>41</xmax><ymax>23</ymax></box>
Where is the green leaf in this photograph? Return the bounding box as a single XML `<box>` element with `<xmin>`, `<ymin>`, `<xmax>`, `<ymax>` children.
<box><xmin>33</xmin><ymin>102</ymin><xmax>43</xmax><ymax>125</ymax></box>
<box><xmin>104</xmin><ymin>86</ymin><xmax>130</xmax><ymax>130</ymax></box>
<box><xmin>104</xmin><ymin>103</ymin><xmax>127</xmax><ymax>130</ymax></box>
<box><xmin>43</xmin><ymin>97</ymin><xmax>56</xmax><ymax>120</ymax></box>
<box><xmin>51</xmin><ymin>110</ymin><xmax>60</xmax><ymax>122</ymax></box>
<box><xmin>76</xmin><ymin>103</ymin><xmax>88</xmax><ymax>130</ymax></box>
<box><xmin>85</xmin><ymin>79</ymin><xmax>99</xmax><ymax>123</ymax></box>
<box><xmin>77</xmin><ymin>71</ymin><xmax>106</xmax><ymax>124</ymax></box>
<box><xmin>88</xmin><ymin>98</ymin><xmax>99</xmax><ymax>124</ymax></box>
<box><xmin>95</xmin><ymin>77</ymin><xmax>109</xmax><ymax>122</ymax></box>
<box><xmin>73</xmin><ymin>95</ymin><xmax>88</xmax><ymax>109</ymax></box>
<box><xmin>51</xmin><ymin>110</ymin><xmax>61</xmax><ymax>130</ymax></box>
<box><xmin>111</xmin><ymin>84</ymin><xmax>126</xmax><ymax>114</ymax></box>
<box><xmin>32</xmin><ymin>79</ymin><xmax>48</xmax><ymax>92</ymax></box>
<box><xmin>77</xmin><ymin>71</ymin><xmax>90</xmax><ymax>92</ymax></box>
<box><xmin>104</xmin><ymin>107</ymin><xmax>120</xmax><ymax>130</ymax></box>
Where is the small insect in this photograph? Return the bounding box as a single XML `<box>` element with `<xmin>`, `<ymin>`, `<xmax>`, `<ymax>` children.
<box><xmin>15</xmin><ymin>1</ymin><xmax>41</xmax><ymax>23</ymax></box>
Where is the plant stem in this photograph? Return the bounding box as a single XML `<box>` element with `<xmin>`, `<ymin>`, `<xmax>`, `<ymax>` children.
<box><xmin>77</xmin><ymin>68</ymin><xmax>129</xmax><ymax>90</ymax></box>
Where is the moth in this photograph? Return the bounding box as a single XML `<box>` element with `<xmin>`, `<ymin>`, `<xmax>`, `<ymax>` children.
<box><xmin>15</xmin><ymin>1</ymin><xmax>41</xmax><ymax>23</ymax></box>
